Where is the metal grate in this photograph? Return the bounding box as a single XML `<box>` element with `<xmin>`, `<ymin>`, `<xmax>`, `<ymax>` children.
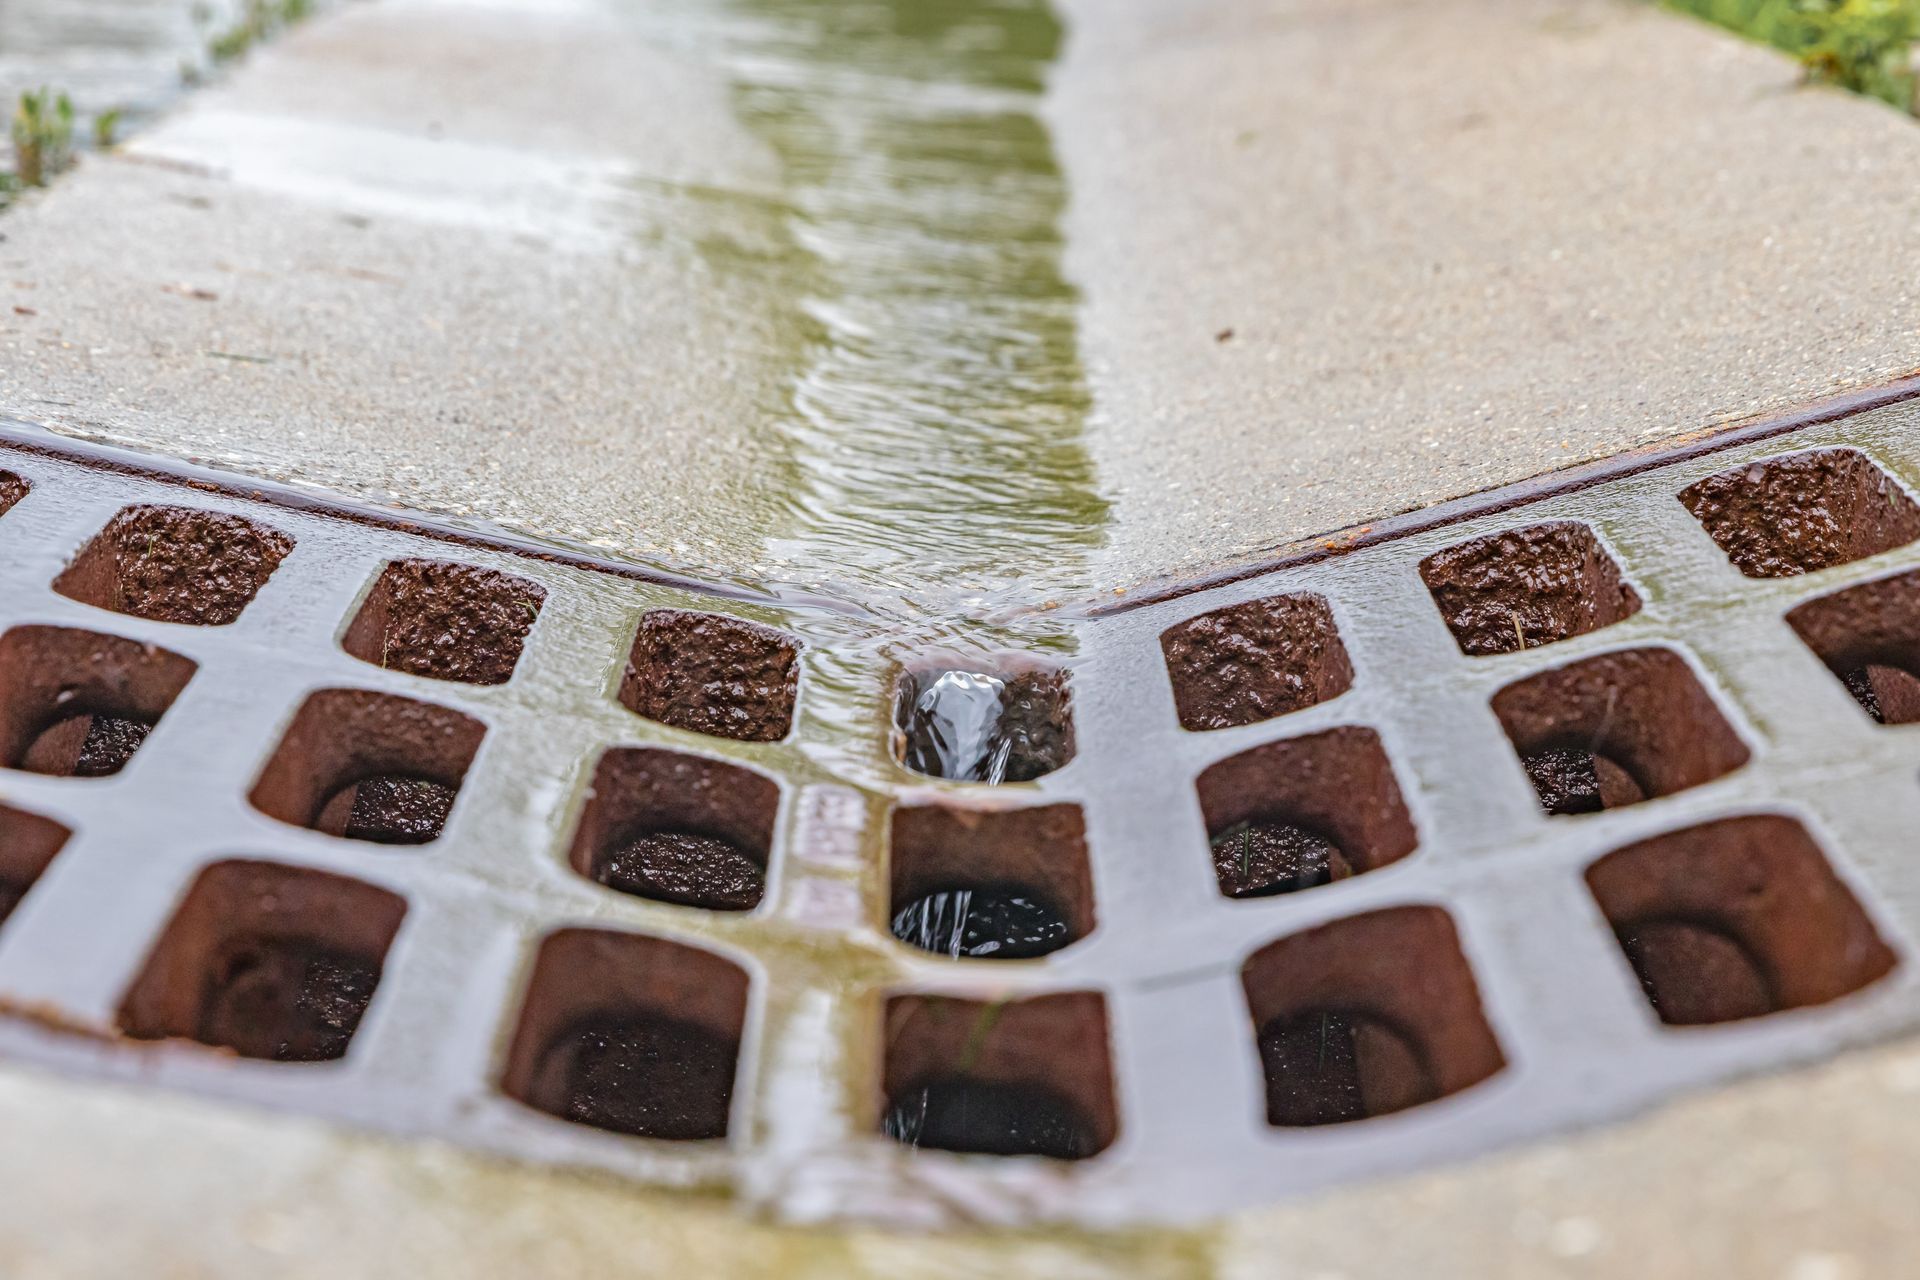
<box><xmin>6</xmin><ymin>396</ymin><xmax>1920</xmax><ymax>1228</ymax></box>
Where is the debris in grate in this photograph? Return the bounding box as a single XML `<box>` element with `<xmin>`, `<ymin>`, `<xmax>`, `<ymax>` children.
<box><xmin>1241</xmin><ymin>906</ymin><xmax>1504</xmax><ymax>1126</ymax></box>
<box><xmin>1159</xmin><ymin>593</ymin><xmax>1353</xmax><ymax>730</ymax></box>
<box><xmin>1585</xmin><ymin>815</ymin><xmax>1895</xmax><ymax>1026</ymax></box>
<box><xmin>342</xmin><ymin>559</ymin><xmax>545</xmax><ymax>686</ymax></box>
<box><xmin>0</xmin><ymin>625</ymin><xmax>195</xmax><ymax>778</ymax></box>
<box><xmin>0</xmin><ymin>803</ymin><xmax>69</xmax><ymax>925</ymax></box>
<box><xmin>1786</xmin><ymin>566</ymin><xmax>1920</xmax><ymax>724</ymax></box>
<box><xmin>1491</xmin><ymin>647</ymin><xmax>1748</xmax><ymax>816</ymax></box>
<box><xmin>1680</xmin><ymin>447</ymin><xmax>1920</xmax><ymax>579</ymax></box>
<box><xmin>888</xmin><ymin>803</ymin><xmax>1090</xmax><ymax>959</ymax></box>
<box><xmin>1419</xmin><ymin>521</ymin><xmax>1640</xmax><ymax>656</ymax></box>
<box><xmin>881</xmin><ymin>992</ymin><xmax>1115</xmax><ymax>1159</ymax></box>
<box><xmin>619</xmin><ymin>610</ymin><xmax>800</xmax><ymax>743</ymax></box>
<box><xmin>249</xmin><ymin>688</ymin><xmax>484</xmax><ymax>844</ymax></box>
<box><xmin>54</xmin><ymin>504</ymin><xmax>293</xmax><ymax>626</ymax></box>
<box><xmin>118</xmin><ymin>860</ymin><xmax>406</xmax><ymax>1062</ymax></box>
<box><xmin>568</xmin><ymin>748</ymin><xmax>778</xmax><ymax>912</ymax></box>
<box><xmin>1195</xmin><ymin>727</ymin><xmax>1416</xmax><ymax>898</ymax></box>
<box><xmin>503</xmin><ymin>929</ymin><xmax>747</xmax><ymax>1140</ymax></box>
<box><xmin>0</xmin><ymin>471</ymin><xmax>30</xmax><ymax>519</ymax></box>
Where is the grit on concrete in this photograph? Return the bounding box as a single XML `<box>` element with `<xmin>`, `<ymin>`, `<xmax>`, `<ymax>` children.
<box><xmin>1062</xmin><ymin>0</ymin><xmax>1920</xmax><ymax>592</ymax></box>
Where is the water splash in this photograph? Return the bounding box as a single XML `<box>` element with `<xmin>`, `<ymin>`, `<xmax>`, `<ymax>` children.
<box><xmin>898</xmin><ymin>669</ymin><xmax>1012</xmax><ymax>783</ymax></box>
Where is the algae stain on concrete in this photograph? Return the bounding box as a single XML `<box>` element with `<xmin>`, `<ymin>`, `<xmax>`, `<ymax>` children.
<box><xmin>688</xmin><ymin>0</ymin><xmax>1111</xmax><ymax>611</ymax></box>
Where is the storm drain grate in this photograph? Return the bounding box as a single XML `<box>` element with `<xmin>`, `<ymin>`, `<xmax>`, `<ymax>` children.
<box><xmin>7</xmin><ymin>399</ymin><xmax>1920</xmax><ymax>1226</ymax></box>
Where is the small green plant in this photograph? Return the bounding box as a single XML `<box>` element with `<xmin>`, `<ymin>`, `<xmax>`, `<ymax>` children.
<box><xmin>954</xmin><ymin>999</ymin><xmax>1008</xmax><ymax>1074</ymax></box>
<box><xmin>10</xmin><ymin>88</ymin><xmax>75</xmax><ymax>189</ymax></box>
<box><xmin>93</xmin><ymin>108</ymin><xmax>125</xmax><ymax>151</ymax></box>
<box><xmin>206</xmin><ymin>0</ymin><xmax>316</xmax><ymax>66</ymax></box>
<box><xmin>1668</xmin><ymin>0</ymin><xmax>1920</xmax><ymax>108</ymax></box>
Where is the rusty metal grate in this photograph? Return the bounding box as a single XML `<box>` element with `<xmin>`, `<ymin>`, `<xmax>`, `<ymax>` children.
<box><xmin>7</xmin><ymin>397</ymin><xmax>1920</xmax><ymax>1227</ymax></box>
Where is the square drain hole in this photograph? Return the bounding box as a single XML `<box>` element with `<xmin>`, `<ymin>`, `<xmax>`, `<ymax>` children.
<box><xmin>568</xmin><ymin>747</ymin><xmax>779</xmax><ymax>912</ymax></box>
<box><xmin>54</xmin><ymin>504</ymin><xmax>293</xmax><ymax>626</ymax></box>
<box><xmin>881</xmin><ymin>991</ymin><xmax>1116</xmax><ymax>1160</ymax></box>
<box><xmin>619</xmin><ymin>609</ymin><xmax>800</xmax><ymax>743</ymax></box>
<box><xmin>502</xmin><ymin>928</ymin><xmax>747</xmax><ymax>1141</ymax></box>
<box><xmin>118</xmin><ymin>860</ymin><xmax>406</xmax><ymax>1062</ymax></box>
<box><xmin>249</xmin><ymin>689</ymin><xmax>485</xmax><ymax>844</ymax></box>
<box><xmin>893</xmin><ymin>658</ymin><xmax>1075</xmax><ymax>783</ymax></box>
<box><xmin>0</xmin><ymin>625</ymin><xmax>196</xmax><ymax>778</ymax></box>
<box><xmin>1786</xmin><ymin>567</ymin><xmax>1920</xmax><ymax>724</ymax></box>
<box><xmin>1195</xmin><ymin>727</ymin><xmax>1417</xmax><ymax>899</ymax></box>
<box><xmin>1418</xmin><ymin>521</ymin><xmax>1640</xmax><ymax>656</ymax></box>
<box><xmin>1241</xmin><ymin>905</ymin><xmax>1504</xmax><ymax>1126</ymax></box>
<box><xmin>1159</xmin><ymin>593</ymin><xmax>1353</xmax><ymax>730</ymax></box>
<box><xmin>1585</xmin><ymin>815</ymin><xmax>1896</xmax><ymax>1026</ymax></box>
<box><xmin>0</xmin><ymin>803</ymin><xmax>70</xmax><ymax>925</ymax></box>
<box><xmin>1679</xmin><ymin>447</ymin><xmax>1920</xmax><ymax>579</ymax></box>
<box><xmin>342</xmin><ymin>559</ymin><xmax>545</xmax><ymax>686</ymax></box>
<box><xmin>1491</xmin><ymin>647</ymin><xmax>1749</xmax><ymax>816</ymax></box>
<box><xmin>888</xmin><ymin>802</ymin><xmax>1092</xmax><ymax>959</ymax></box>
<box><xmin>0</xmin><ymin>471</ymin><xmax>28</xmax><ymax>518</ymax></box>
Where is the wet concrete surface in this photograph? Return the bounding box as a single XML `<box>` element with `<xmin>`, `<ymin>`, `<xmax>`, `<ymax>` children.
<box><xmin>1057</xmin><ymin>0</ymin><xmax>1920</xmax><ymax>595</ymax></box>
<box><xmin>8</xmin><ymin>0</ymin><xmax>1920</xmax><ymax>618</ymax></box>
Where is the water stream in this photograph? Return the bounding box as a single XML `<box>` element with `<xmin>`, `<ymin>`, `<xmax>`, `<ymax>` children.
<box><xmin>638</xmin><ymin>0</ymin><xmax>1109</xmax><ymax>621</ymax></box>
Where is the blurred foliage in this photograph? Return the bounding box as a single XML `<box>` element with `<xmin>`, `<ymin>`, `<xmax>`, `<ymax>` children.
<box><xmin>208</xmin><ymin>0</ymin><xmax>314</xmax><ymax>64</ymax></box>
<box><xmin>9</xmin><ymin>88</ymin><xmax>75</xmax><ymax>190</ymax></box>
<box><xmin>1669</xmin><ymin>0</ymin><xmax>1920</xmax><ymax>106</ymax></box>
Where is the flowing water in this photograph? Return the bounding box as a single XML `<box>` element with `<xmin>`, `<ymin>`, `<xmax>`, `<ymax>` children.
<box><xmin>627</xmin><ymin>0</ymin><xmax>1108</xmax><ymax>621</ymax></box>
<box><xmin>611</xmin><ymin>0</ymin><xmax>1111</xmax><ymax>779</ymax></box>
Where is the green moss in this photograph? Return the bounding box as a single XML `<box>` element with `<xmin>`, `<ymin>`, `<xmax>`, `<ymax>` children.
<box><xmin>1668</xmin><ymin>0</ymin><xmax>1920</xmax><ymax>107</ymax></box>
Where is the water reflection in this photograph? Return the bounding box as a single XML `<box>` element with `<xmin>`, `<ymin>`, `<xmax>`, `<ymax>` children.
<box><xmin>703</xmin><ymin>0</ymin><xmax>1110</xmax><ymax>616</ymax></box>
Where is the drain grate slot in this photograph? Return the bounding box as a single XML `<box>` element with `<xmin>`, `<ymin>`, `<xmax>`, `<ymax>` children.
<box><xmin>1680</xmin><ymin>446</ymin><xmax>1920</xmax><ymax>579</ymax></box>
<box><xmin>1585</xmin><ymin>816</ymin><xmax>1895</xmax><ymax>1026</ymax></box>
<box><xmin>619</xmin><ymin>609</ymin><xmax>800</xmax><ymax>743</ymax></box>
<box><xmin>0</xmin><ymin>625</ymin><xmax>195</xmax><ymax>778</ymax></box>
<box><xmin>1196</xmin><ymin>727</ymin><xmax>1416</xmax><ymax>898</ymax></box>
<box><xmin>887</xmin><ymin>802</ymin><xmax>1092</xmax><ymax>959</ymax></box>
<box><xmin>117</xmin><ymin>860</ymin><xmax>406</xmax><ymax>1062</ymax></box>
<box><xmin>1159</xmin><ymin>592</ymin><xmax>1353</xmax><ymax>729</ymax></box>
<box><xmin>1490</xmin><ymin>648</ymin><xmax>1749</xmax><ymax>816</ymax></box>
<box><xmin>893</xmin><ymin>656</ymin><xmax>1075</xmax><ymax>783</ymax></box>
<box><xmin>1787</xmin><ymin>566</ymin><xmax>1920</xmax><ymax>724</ymax></box>
<box><xmin>1419</xmin><ymin>521</ymin><xmax>1639</xmax><ymax>656</ymax></box>
<box><xmin>53</xmin><ymin>504</ymin><xmax>293</xmax><ymax>626</ymax></box>
<box><xmin>342</xmin><ymin>559</ymin><xmax>545</xmax><ymax>686</ymax></box>
<box><xmin>248</xmin><ymin>689</ymin><xmax>484</xmax><ymax>845</ymax></box>
<box><xmin>502</xmin><ymin>928</ymin><xmax>748</xmax><ymax>1141</ymax></box>
<box><xmin>568</xmin><ymin>747</ymin><xmax>778</xmax><ymax>912</ymax></box>
<box><xmin>881</xmin><ymin>991</ymin><xmax>1116</xmax><ymax>1160</ymax></box>
<box><xmin>1241</xmin><ymin>906</ymin><xmax>1505</xmax><ymax>1127</ymax></box>
<box><xmin>0</xmin><ymin>803</ymin><xmax>69</xmax><ymax>925</ymax></box>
